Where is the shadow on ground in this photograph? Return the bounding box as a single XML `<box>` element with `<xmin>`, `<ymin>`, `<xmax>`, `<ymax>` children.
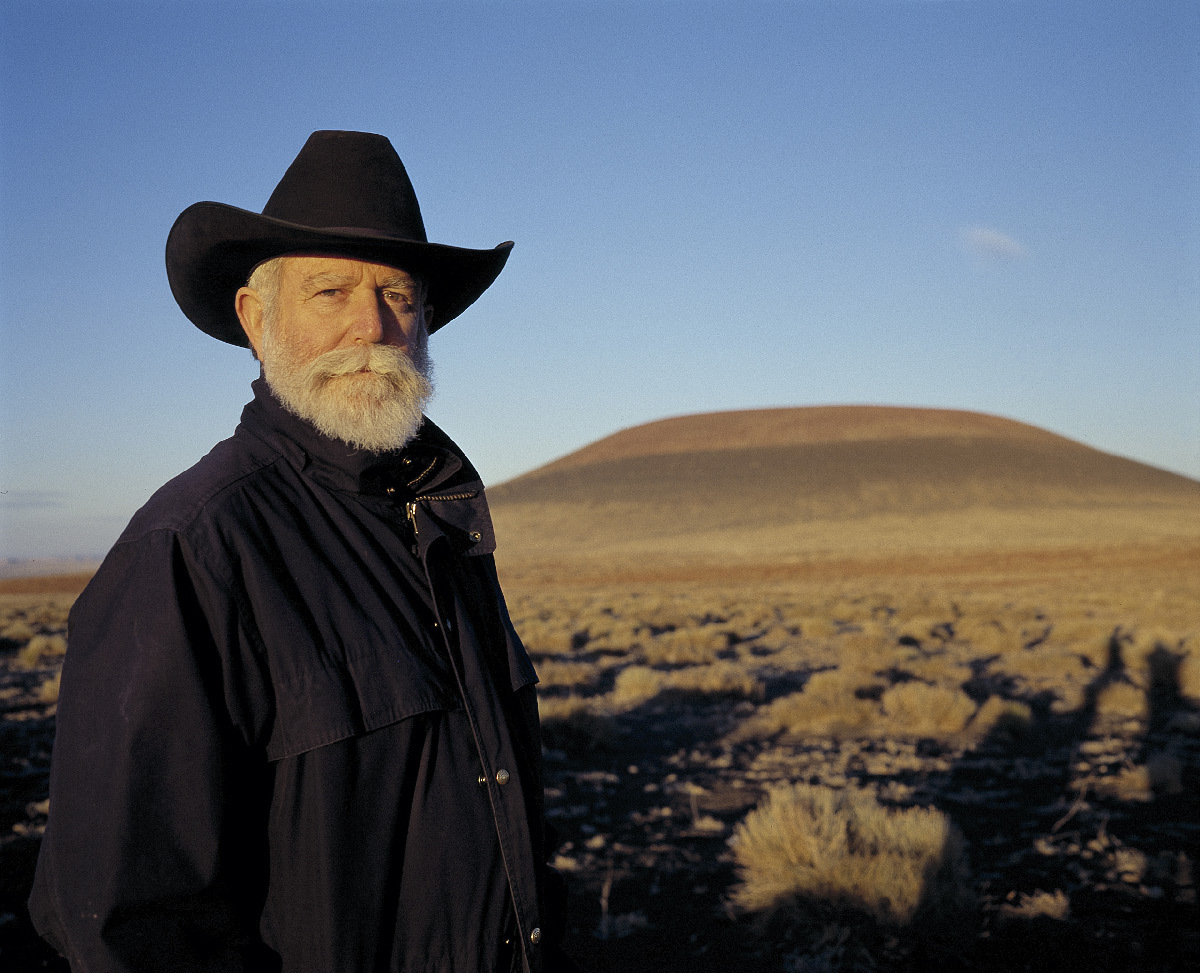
<box><xmin>2</xmin><ymin>632</ymin><xmax>1197</xmax><ymax>971</ymax></box>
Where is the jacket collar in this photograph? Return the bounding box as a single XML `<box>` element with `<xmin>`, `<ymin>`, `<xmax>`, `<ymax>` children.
<box><xmin>239</xmin><ymin>376</ymin><xmax>478</xmax><ymax>501</ymax></box>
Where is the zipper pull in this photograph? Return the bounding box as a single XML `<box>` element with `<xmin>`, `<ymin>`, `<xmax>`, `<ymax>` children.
<box><xmin>406</xmin><ymin>500</ymin><xmax>419</xmax><ymax>535</ymax></box>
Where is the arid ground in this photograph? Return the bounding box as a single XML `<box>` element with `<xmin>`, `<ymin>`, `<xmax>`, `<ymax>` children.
<box><xmin>3</xmin><ymin>407</ymin><xmax>1198</xmax><ymax>971</ymax></box>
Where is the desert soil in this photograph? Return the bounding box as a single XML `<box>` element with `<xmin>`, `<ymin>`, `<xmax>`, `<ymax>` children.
<box><xmin>2</xmin><ymin>551</ymin><xmax>1197</xmax><ymax>972</ymax></box>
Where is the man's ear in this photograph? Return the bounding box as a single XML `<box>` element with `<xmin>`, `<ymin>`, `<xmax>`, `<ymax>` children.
<box><xmin>235</xmin><ymin>287</ymin><xmax>265</xmax><ymax>359</ymax></box>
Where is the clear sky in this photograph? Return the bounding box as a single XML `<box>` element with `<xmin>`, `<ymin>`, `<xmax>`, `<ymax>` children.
<box><xmin>1</xmin><ymin>0</ymin><xmax>1197</xmax><ymax>560</ymax></box>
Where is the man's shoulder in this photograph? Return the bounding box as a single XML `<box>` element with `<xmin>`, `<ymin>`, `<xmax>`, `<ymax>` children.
<box><xmin>117</xmin><ymin>428</ymin><xmax>283</xmax><ymax>548</ymax></box>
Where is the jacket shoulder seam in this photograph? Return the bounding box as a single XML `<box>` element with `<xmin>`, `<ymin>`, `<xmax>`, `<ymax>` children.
<box><xmin>117</xmin><ymin>449</ymin><xmax>290</xmax><ymax>549</ymax></box>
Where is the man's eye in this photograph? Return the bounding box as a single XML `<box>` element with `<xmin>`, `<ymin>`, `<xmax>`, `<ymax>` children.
<box><xmin>317</xmin><ymin>289</ymin><xmax>341</xmax><ymax>298</ymax></box>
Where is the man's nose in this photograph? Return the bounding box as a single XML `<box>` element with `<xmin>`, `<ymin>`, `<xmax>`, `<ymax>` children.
<box><xmin>347</xmin><ymin>291</ymin><xmax>387</xmax><ymax>345</ymax></box>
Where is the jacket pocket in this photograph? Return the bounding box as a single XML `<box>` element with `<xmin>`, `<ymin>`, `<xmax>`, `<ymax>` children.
<box><xmin>264</xmin><ymin>632</ymin><xmax>460</xmax><ymax>762</ymax></box>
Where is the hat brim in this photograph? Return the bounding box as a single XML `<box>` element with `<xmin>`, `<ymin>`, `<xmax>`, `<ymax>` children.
<box><xmin>166</xmin><ymin>202</ymin><xmax>513</xmax><ymax>346</ymax></box>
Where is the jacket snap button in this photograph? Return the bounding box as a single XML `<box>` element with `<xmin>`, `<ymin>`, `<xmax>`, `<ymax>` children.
<box><xmin>469</xmin><ymin>530</ymin><xmax>482</xmax><ymax>543</ymax></box>
<box><xmin>495</xmin><ymin>769</ymin><xmax>510</xmax><ymax>786</ymax></box>
<box><xmin>477</xmin><ymin>773</ymin><xmax>488</xmax><ymax>787</ymax></box>
<box><xmin>385</xmin><ymin>486</ymin><xmax>396</xmax><ymax>496</ymax></box>
<box><xmin>529</xmin><ymin>927</ymin><xmax>541</xmax><ymax>945</ymax></box>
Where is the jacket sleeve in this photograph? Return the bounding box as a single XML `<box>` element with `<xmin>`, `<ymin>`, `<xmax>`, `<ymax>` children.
<box><xmin>28</xmin><ymin>528</ymin><xmax>278</xmax><ymax>973</ymax></box>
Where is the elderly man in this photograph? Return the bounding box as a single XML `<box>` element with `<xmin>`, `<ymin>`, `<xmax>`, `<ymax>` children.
<box><xmin>30</xmin><ymin>131</ymin><xmax>570</xmax><ymax>973</ymax></box>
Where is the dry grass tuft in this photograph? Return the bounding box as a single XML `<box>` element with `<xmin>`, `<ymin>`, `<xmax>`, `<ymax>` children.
<box><xmin>1094</xmin><ymin>681</ymin><xmax>1148</xmax><ymax>721</ymax></box>
<box><xmin>537</xmin><ymin>655</ymin><xmax>763</xmax><ymax>752</ymax></box>
<box><xmin>0</xmin><ymin>619</ymin><xmax>37</xmax><ymax>642</ymax></box>
<box><xmin>953</xmin><ymin>617</ymin><xmax>1020</xmax><ymax>656</ymax></box>
<box><xmin>533</xmin><ymin>658</ymin><xmax>605</xmax><ymax>690</ymax></box>
<box><xmin>796</xmin><ymin>616</ymin><xmax>839</xmax><ymax>641</ymax></box>
<box><xmin>536</xmin><ymin>694</ymin><xmax>593</xmax><ymax>723</ymax></box>
<box><xmin>879</xmin><ymin>682</ymin><xmax>977</xmax><ymax>739</ymax></box>
<box><xmin>1093</xmin><ymin>765</ymin><xmax>1153</xmax><ymax>802</ymax></box>
<box><xmin>731</xmin><ymin>670</ymin><xmax>877</xmax><ymax>742</ymax></box>
<box><xmin>641</xmin><ymin>626</ymin><xmax>731</xmax><ymax>665</ymax></box>
<box><xmin>728</xmin><ymin>783</ymin><xmax>973</xmax><ymax>927</ymax></box>
<box><xmin>1096</xmin><ymin>751</ymin><xmax>1187</xmax><ymax>801</ymax></box>
<box><xmin>753</xmin><ymin>624</ymin><xmax>797</xmax><ymax>653</ymax></box>
<box><xmin>37</xmin><ymin>670</ymin><xmax>62</xmax><ymax>704</ymax></box>
<box><xmin>993</xmin><ymin>645</ymin><xmax>1089</xmax><ymax>681</ymax></box>
<box><xmin>608</xmin><ymin>665</ymin><xmax>665</xmax><ymax>710</ymax></box>
<box><xmin>607</xmin><ymin>661</ymin><xmax>764</xmax><ymax>712</ymax></box>
<box><xmin>997</xmin><ymin>889</ymin><xmax>1070</xmax><ymax>922</ymax></box>
<box><xmin>660</xmin><ymin>661</ymin><xmax>763</xmax><ymax>699</ymax></box>
<box><xmin>732</xmin><ymin>671</ymin><xmax>982</xmax><ymax>744</ymax></box>
<box><xmin>15</xmin><ymin>633</ymin><xmax>68</xmax><ymax>669</ymax></box>
<box><xmin>968</xmin><ymin>695</ymin><xmax>1033</xmax><ymax>742</ymax></box>
<box><xmin>1092</xmin><ymin>754</ymin><xmax>1185</xmax><ymax>802</ymax></box>
<box><xmin>1107</xmin><ymin>847</ymin><xmax>1149</xmax><ymax>884</ymax></box>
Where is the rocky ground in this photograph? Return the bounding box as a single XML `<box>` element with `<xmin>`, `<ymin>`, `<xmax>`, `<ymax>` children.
<box><xmin>2</xmin><ymin>584</ymin><xmax>1198</xmax><ymax>972</ymax></box>
<box><xmin>543</xmin><ymin>687</ymin><xmax>1199</xmax><ymax>972</ymax></box>
<box><xmin>1</xmin><ymin>660</ymin><xmax>61</xmax><ymax>971</ymax></box>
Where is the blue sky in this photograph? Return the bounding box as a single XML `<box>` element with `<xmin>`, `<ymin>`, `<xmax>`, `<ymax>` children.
<box><xmin>1</xmin><ymin>0</ymin><xmax>1197</xmax><ymax>560</ymax></box>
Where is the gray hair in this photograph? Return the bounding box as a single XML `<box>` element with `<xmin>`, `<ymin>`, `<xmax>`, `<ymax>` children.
<box><xmin>246</xmin><ymin>257</ymin><xmax>285</xmax><ymax>330</ymax></box>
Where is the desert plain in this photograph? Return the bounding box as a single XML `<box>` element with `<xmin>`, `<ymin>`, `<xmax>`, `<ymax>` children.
<box><xmin>2</xmin><ymin>406</ymin><xmax>1198</xmax><ymax>971</ymax></box>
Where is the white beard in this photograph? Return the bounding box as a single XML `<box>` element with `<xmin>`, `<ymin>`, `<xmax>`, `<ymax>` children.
<box><xmin>261</xmin><ymin>331</ymin><xmax>434</xmax><ymax>453</ymax></box>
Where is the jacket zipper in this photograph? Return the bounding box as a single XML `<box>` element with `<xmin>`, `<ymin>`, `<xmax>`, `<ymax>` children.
<box><xmin>404</xmin><ymin>492</ymin><xmax>480</xmax><ymax>556</ymax></box>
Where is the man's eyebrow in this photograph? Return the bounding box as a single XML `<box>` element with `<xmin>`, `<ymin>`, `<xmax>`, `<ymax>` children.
<box><xmin>379</xmin><ymin>274</ymin><xmax>419</xmax><ymax>290</ymax></box>
<box><xmin>297</xmin><ymin>271</ymin><xmax>419</xmax><ymax>291</ymax></box>
<box><xmin>300</xmin><ymin>272</ymin><xmax>356</xmax><ymax>289</ymax></box>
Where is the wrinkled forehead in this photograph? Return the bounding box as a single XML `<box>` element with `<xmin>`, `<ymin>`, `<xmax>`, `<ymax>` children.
<box><xmin>278</xmin><ymin>253</ymin><xmax>426</xmax><ymax>293</ymax></box>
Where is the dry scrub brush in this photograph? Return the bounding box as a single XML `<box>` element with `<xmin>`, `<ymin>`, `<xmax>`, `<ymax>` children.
<box><xmin>997</xmin><ymin>889</ymin><xmax>1070</xmax><ymax>923</ymax></box>
<box><xmin>731</xmin><ymin>674</ymin><xmax>1000</xmax><ymax>745</ymax></box>
<box><xmin>512</xmin><ymin>575</ymin><xmax>1198</xmax><ymax>754</ymax></box>
<box><xmin>730</xmin><ymin>670</ymin><xmax>878</xmax><ymax>741</ymax></box>
<box><xmin>879</xmin><ymin>681</ymin><xmax>977</xmax><ymax>738</ymax></box>
<box><xmin>15</xmin><ymin>633</ymin><xmax>68</xmax><ymax>669</ymax></box>
<box><xmin>968</xmin><ymin>695</ymin><xmax>1033</xmax><ymax>741</ymax></box>
<box><xmin>1091</xmin><ymin>753</ymin><xmax>1184</xmax><ymax>802</ymax></box>
<box><xmin>1093</xmin><ymin>680</ymin><xmax>1150</xmax><ymax>722</ymax></box>
<box><xmin>728</xmin><ymin>783</ymin><xmax>974</xmax><ymax>927</ymax></box>
<box><xmin>640</xmin><ymin>625</ymin><xmax>731</xmax><ymax>665</ymax></box>
<box><xmin>531</xmin><ymin>658</ymin><xmax>608</xmax><ymax>691</ymax></box>
<box><xmin>608</xmin><ymin>661</ymin><xmax>763</xmax><ymax>710</ymax></box>
<box><xmin>0</xmin><ymin>618</ymin><xmax>37</xmax><ymax>642</ymax></box>
<box><xmin>540</xmin><ymin>662</ymin><xmax>764</xmax><ymax>728</ymax></box>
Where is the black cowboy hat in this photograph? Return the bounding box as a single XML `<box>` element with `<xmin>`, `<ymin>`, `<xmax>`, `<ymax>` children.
<box><xmin>166</xmin><ymin>130</ymin><xmax>513</xmax><ymax>346</ymax></box>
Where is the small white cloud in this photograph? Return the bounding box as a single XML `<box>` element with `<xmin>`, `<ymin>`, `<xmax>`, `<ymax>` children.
<box><xmin>0</xmin><ymin>489</ymin><xmax>66</xmax><ymax>510</ymax></box>
<box><xmin>962</xmin><ymin>225</ymin><xmax>1026</xmax><ymax>261</ymax></box>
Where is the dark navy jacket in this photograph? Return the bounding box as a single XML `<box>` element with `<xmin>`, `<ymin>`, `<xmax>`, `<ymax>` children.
<box><xmin>30</xmin><ymin>380</ymin><xmax>561</xmax><ymax>973</ymax></box>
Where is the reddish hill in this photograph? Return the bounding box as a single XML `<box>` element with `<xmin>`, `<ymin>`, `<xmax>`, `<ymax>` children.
<box><xmin>487</xmin><ymin>407</ymin><xmax>1200</xmax><ymax>570</ymax></box>
<box><xmin>492</xmin><ymin>406</ymin><xmax>1197</xmax><ymax>513</ymax></box>
<box><xmin>526</xmin><ymin>406</ymin><xmax>1065</xmax><ymax>474</ymax></box>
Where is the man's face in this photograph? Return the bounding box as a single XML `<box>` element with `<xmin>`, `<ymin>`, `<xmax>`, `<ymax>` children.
<box><xmin>235</xmin><ymin>255</ymin><xmax>435</xmax><ymax>452</ymax></box>
<box><xmin>263</xmin><ymin>255</ymin><xmax>431</xmax><ymax>362</ymax></box>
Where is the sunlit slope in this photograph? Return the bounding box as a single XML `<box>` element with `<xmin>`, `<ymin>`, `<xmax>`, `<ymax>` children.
<box><xmin>488</xmin><ymin>407</ymin><xmax>1200</xmax><ymax>571</ymax></box>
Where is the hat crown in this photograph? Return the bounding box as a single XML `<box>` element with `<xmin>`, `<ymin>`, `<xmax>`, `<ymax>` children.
<box><xmin>261</xmin><ymin>130</ymin><xmax>428</xmax><ymax>242</ymax></box>
<box><xmin>167</xmin><ymin>129</ymin><xmax>512</xmax><ymax>346</ymax></box>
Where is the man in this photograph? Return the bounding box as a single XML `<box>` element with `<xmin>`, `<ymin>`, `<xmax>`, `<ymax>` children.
<box><xmin>30</xmin><ymin>131</ymin><xmax>570</xmax><ymax>973</ymax></box>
